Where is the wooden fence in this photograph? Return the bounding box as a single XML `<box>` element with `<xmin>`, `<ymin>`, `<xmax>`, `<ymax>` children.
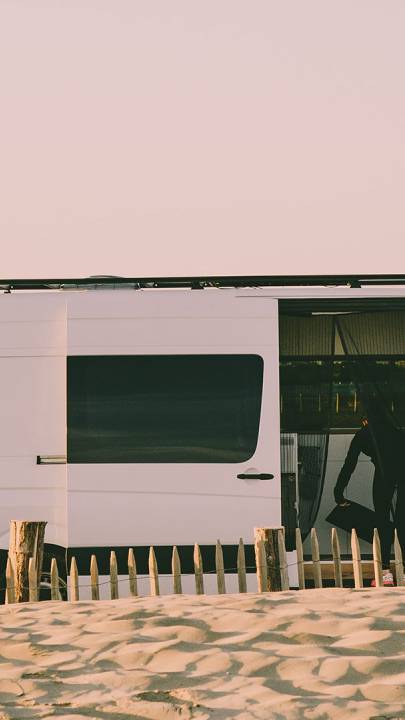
<box><xmin>4</xmin><ymin>526</ymin><xmax>405</xmax><ymax>604</ymax></box>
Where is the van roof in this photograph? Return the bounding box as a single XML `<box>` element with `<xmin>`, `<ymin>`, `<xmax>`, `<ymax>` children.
<box><xmin>1</xmin><ymin>274</ymin><xmax>405</xmax><ymax>291</ymax></box>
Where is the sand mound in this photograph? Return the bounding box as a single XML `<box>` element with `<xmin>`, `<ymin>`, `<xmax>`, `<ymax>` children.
<box><xmin>1</xmin><ymin>588</ymin><xmax>405</xmax><ymax>719</ymax></box>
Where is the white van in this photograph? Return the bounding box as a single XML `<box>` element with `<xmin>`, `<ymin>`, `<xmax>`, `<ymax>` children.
<box><xmin>1</xmin><ymin>275</ymin><xmax>404</xmax><ymax>595</ymax></box>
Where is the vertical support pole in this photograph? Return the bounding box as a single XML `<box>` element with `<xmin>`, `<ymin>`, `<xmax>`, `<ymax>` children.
<box><xmin>331</xmin><ymin>528</ymin><xmax>343</xmax><ymax>588</ymax></box>
<box><xmin>110</xmin><ymin>551</ymin><xmax>119</xmax><ymax>599</ymax></box>
<box><xmin>90</xmin><ymin>555</ymin><xmax>100</xmax><ymax>600</ymax></box>
<box><xmin>172</xmin><ymin>546</ymin><xmax>182</xmax><ymax>594</ymax></box>
<box><xmin>310</xmin><ymin>528</ymin><xmax>322</xmax><ymax>588</ymax></box>
<box><xmin>70</xmin><ymin>557</ymin><xmax>79</xmax><ymax>601</ymax></box>
<box><xmin>50</xmin><ymin>558</ymin><xmax>60</xmax><ymax>600</ymax></box>
<box><xmin>128</xmin><ymin>548</ymin><xmax>138</xmax><ymax>597</ymax></box>
<box><xmin>149</xmin><ymin>546</ymin><xmax>160</xmax><ymax>596</ymax></box>
<box><xmin>8</xmin><ymin>521</ymin><xmax>47</xmax><ymax>603</ymax></box>
<box><xmin>237</xmin><ymin>538</ymin><xmax>247</xmax><ymax>593</ymax></box>
<box><xmin>215</xmin><ymin>540</ymin><xmax>226</xmax><ymax>594</ymax></box>
<box><xmin>254</xmin><ymin>527</ymin><xmax>285</xmax><ymax>591</ymax></box>
<box><xmin>351</xmin><ymin>529</ymin><xmax>363</xmax><ymax>589</ymax></box>
<box><xmin>372</xmin><ymin>528</ymin><xmax>383</xmax><ymax>588</ymax></box>
<box><xmin>295</xmin><ymin>528</ymin><xmax>305</xmax><ymax>590</ymax></box>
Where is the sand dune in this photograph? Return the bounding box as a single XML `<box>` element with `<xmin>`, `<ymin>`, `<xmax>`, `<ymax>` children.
<box><xmin>1</xmin><ymin>588</ymin><xmax>405</xmax><ymax>718</ymax></box>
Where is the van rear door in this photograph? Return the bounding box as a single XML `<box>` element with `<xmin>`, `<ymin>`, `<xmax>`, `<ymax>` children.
<box><xmin>0</xmin><ymin>294</ymin><xmax>67</xmax><ymax>551</ymax></box>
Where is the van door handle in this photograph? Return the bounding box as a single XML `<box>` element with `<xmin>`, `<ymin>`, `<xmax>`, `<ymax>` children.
<box><xmin>237</xmin><ymin>473</ymin><xmax>274</xmax><ymax>480</ymax></box>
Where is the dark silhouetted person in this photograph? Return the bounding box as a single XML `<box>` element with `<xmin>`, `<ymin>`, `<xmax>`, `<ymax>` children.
<box><xmin>334</xmin><ymin>402</ymin><xmax>405</xmax><ymax>586</ymax></box>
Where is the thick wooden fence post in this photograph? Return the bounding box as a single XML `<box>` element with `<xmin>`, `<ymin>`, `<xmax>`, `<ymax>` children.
<box><xmin>278</xmin><ymin>527</ymin><xmax>290</xmax><ymax>590</ymax></box>
<box><xmin>8</xmin><ymin>521</ymin><xmax>47</xmax><ymax>602</ymax></box>
<box><xmin>255</xmin><ymin>537</ymin><xmax>267</xmax><ymax>592</ymax></box>
<box><xmin>255</xmin><ymin>527</ymin><xmax>287</xmax><ymax>591</ymax></box>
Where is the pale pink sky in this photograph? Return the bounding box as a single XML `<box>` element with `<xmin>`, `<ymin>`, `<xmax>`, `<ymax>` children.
<box><xmin>1</xmin><ymin>1</ymin><xmax>405</xmax><ymax>278</ymax></box>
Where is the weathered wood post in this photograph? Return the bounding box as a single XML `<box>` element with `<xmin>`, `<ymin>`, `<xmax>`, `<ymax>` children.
<box><xmin>254</xmin><ymin>527</ymin><xmax>287</xmax><ymax>592</ymax></box>
<box><xmin>128</xmin><ymin>548</ymin><xmax>138</xmax><ymax>597</ymax></box>
<box><xmin>331</xmin><ymin>528</ymin><xmax>343</xmax><ymax>588</ymax></box>
<box><xmin>351</xmin><ymin>529</ymin><xmax>363</xmax><ymax>589</ymax></box>
<box><xmin>295</xmin><ymin>528</ymin><xmax>305</xmax><ymax>590</ymax></box>
<box><xmin>90</xmin><ymin>555</ymin><xmax>100</xmax><ymax>600</ymax></box>
<box><xmin>215</xmin><ymin>540</ymin><xmax>226</xmax><ymax>594</ymax></box>
<box><xmin>237</xmin><ymin>538</ymin><xmax>247</xmax><ymax>593</ymax></box>
<box><xmin>394</xmin><ymin>530</ymin><xmax>404</xmax><ymax>586</ymax></box>
<box><xmin>172</xmin><ymin>546</ymin><xmax>182</xmax><ymax>594</ymax></box>
<box><xmin>372</xmin><ymin>528</ymin><xmax>383</xmax><ymax>588</ymax></box>
<box><xmin>8</xmin><ymin>521</ymin><xmax>47</xmax><ymax>602</ymax></box>
<box><xmin>70</xmin><ymin>557</ymin><xmax>79</xmax><ymax>601</ymax></box>
<box><xmin>311</xmin><ymin>528</ymin><xmax>322</xmax><ymax>588</ymax></box>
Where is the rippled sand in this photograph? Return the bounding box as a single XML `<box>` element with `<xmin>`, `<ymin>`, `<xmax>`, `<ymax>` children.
<box><xmin>1</xmin><ymin>588</ymin><xmax>405</xmax><ymax>718</ymax></box>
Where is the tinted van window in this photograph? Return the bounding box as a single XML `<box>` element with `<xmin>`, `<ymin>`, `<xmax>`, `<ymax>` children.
<box><xmin>68</xmin><ymin>355</ymin><xmax>263</xmax><ymax>463</ymax></box>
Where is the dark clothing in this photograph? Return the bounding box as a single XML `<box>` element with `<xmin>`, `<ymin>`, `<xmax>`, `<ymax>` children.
<box><xmin>334</xmin><ymin>424</ymin><xmax>405</xmax><ymax>568</ymax></box>
<box><xmin>335</xmin><ymin>424</ymin><xmax>404</xmax><ymax>500</ymax></box>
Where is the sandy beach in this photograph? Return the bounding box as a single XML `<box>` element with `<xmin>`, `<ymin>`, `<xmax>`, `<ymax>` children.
<box><xmin>1</xmin><ymin>588</ymin><xmax>405</xmax><ymax>719</ymax></box>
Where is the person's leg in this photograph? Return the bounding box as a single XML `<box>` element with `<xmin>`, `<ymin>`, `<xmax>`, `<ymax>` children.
<box><xmin>372</xmin><ymin>471</ymin><xmax>395</xmax><ymax>569</ymax></box>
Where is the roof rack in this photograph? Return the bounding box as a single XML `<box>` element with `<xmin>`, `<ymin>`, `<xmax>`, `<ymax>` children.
<box><xmin>0</xmin><ymin>274</ymin><xmax>405</xmax><ymax>291</ymax></box>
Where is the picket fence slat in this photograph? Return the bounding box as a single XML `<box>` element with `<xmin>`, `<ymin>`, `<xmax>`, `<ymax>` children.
<box><xmin>110</xmin><ymin>551</ymin><xmax>119</xmax><ymax>600</ymax></box>
<box><xmin>194</xmin><ymin>544</ymin><xmax>204</xmax><ymax>595</ymax></box>
<box><xmin>331</xmin><ymin>528</ymin><xmax>343</xmax><ymax>588</ymax></box>
<box><xmin>172</xmin><ymin>546</ymin><xmax>182</xmax><ymax>594</ymax></box>
<box><xmin>237</xmin><ymin>538</ymin><xmax>247</xmax><ymax>593</ymax></box>
<box><xmin>91</xmin><ymin>555</ymin><xmax>100</xmax><ymax>600</ymax></box>
<box><xmin>51</xmin><ymin>558</ymin><xmax>59</xmax><ymax>601</ymax></box>
<box><xmin>128</xmin><ymin>548</ymin><xmax>138</xmax><ymax>597</ymax></box>
<box><xmin>28</xmin><ymin>557</ymin><xmax>38</xmax><ymax>603</ymax></box>
<box><xmin>6</xmin><ymin>556</ymin><xmax>15</xmax><ymax>604</ymax></box>
<box><xmin>373</xmin><ymin>528</ymin><xmax>383</xmax><ymax>588</ymax></box>
<box><xmin>149</xmin><ymin>546</ymin><xmax>160</xmax><ymax>596</ymax></box>
<box><xmin>310</xmin><ymin>528</ymin><xmax>322</xmax><ymax>588</ymax></box>
<box><xmin>70</xmin><ymin>557</ymin><xmax>79</xmax><ymax>601</ymax></box>
<box><xmin>295</xmin><ymin>528</ymin><xmax>305</xmax><ymax>590</ymax></box>
<box><xmin>394</xmin><ymin>530</ymin><xmax>404</xmax><ymax>586</ymax></box>
<box><xmin>351</xmin><ymin>529</ymin><xmax>363</xmax><ymax>589</ymax></box>
<box><xmin>216</xmin><ymin>540</ymin><xmax>226</xmax><ymax>594</ymax></box>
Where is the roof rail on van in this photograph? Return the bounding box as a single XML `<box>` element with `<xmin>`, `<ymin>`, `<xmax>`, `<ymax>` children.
<box><xmin>1</xmin><ymin>274</ymin><xmax>405</xmax><ymax>291</ymax></box>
